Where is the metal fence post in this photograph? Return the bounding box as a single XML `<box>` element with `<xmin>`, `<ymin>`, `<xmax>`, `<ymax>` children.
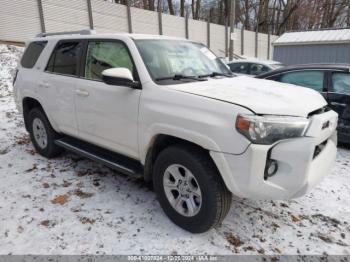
<box><xmin>37</xmin><ymin>0</ymin><xmax>46</xmax><ymax>33</ymax></box>
<box><xmin>225</xmin><ymin>18</ymin><xmax>228</xmax><ymax>57</ymax></box>
<box><xmin>158</xmin><ymin>10</ymin><xmax>163</xmax><ymax>35</ymax></box>
<box><xmin>86</xmin><ymin>0</ymin><xmax>94</xmax><ymax>29</ymax></box>
<box><xmin>185</xmin><ymin>14</ymin><xmax>189</xmax><ymax>39</ymax></box>
<box><xmin>255</xmin><ymin>24</ymin><xmax>258</xmax><ymax>58</ymax></box>
<box><xmin>241</xmin><ymin>26</ymin><xmax>244</xmax><ymax>55</ymax></box>
<box><xmin>207</xmin><ymin>10</ymin><xmax>211</xmax><ymax>48</ymax></box>
<box><xmin>127</xmin><ymin>0</ymin><xmax>132</xmax><ymax>33</ymax></box>
<box><xmin>228</xmin><ymin>0</ymin><xmax>235</xmax><ymax>61</ymax></box>
<box><xmin>267</xmin><ymin>26</ymin><xmax>271</xmax><ymax>59</ymax></box>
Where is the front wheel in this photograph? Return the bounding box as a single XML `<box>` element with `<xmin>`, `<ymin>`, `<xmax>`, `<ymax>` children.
<box><xmin>153</xmin><ymin>145</ymin><xmax>232</xmax><ymax>233</ymax></box>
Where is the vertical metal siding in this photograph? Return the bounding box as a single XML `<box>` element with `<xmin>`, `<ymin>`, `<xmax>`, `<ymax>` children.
<box><xmin>243</xmin><ymin>30</ymin><xmax>255</xmax><ymax>57</ymax></box>
<box><xmin>210</xmin><ymin>23</ymin><xmax>226</xmax><ymax>57</ymax></box>
<box><xmin>162</xmin><ymin>14</ymin><xmax>186</xmax><ymax>38</ymax></box>
<box><xmin>91</xmin><ymin>0</ymin><xmax>128</xmax><ymax>33</ymax></box>
<box><xmin>131</xmin><ymin>7</ymin><xmax>158</xmax><ymax>35</ymax></box>
<box><xmin>188</xmin><ymin>19</ymin><xmax>207</xmax><ymax>45</ymax></box>
<box><xmin>274</xmin><ymin>44</ymin><xmax>350</xmax><ymax>65</ymax></box>
<box><xmin>0</xmin><ymin>0</ymin><xmax>41</xmax><ymax>42</ymax></box>
<box><xmin>42</xmin><ymin>0</ymin><xmax>90</xmax><ymax>32</ymax></box>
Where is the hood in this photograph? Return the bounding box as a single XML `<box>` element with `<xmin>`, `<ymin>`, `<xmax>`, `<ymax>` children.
<box><xmin>167</xmin><ymin>76</ymin><xmax>327</xmax><ymax>117</ymax></box>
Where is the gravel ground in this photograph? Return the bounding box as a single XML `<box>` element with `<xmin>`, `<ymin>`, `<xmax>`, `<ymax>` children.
<box><xmin>0</xmin><ymin>44</ymin><xmax>349</xmax><ymax>255</ymax></box>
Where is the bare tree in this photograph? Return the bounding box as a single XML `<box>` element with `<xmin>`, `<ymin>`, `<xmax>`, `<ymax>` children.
<box><xmin>167</xmin><ymin>0</ymin><xmax>175</xmax><ymax>15</ymax></box>
<box><xmin>180</xmin><ymin>0</ymin><xmax>185</xmax><ymax>17</ymax></box>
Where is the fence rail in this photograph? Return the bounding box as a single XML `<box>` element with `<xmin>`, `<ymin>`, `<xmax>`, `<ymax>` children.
<box><xmin>0</xmin><ymin>0</ymin><xmax>278</xmax><ymax>59</ymax></box>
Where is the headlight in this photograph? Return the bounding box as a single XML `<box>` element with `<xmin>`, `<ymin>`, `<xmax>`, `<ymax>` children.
<box><xmin>236</xmin><ymin>114</ymin><xmax>310</xmax><ymax>145</ymax></box>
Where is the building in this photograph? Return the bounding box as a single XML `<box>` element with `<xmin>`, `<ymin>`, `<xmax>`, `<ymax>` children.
<box><xmin>272</xmin><ymin>28</ymin><xmax>350</xmax><ymax>65</ymax></box>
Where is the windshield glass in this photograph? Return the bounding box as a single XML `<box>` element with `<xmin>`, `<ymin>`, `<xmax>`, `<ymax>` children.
<box><xmin>135</xmin><ymin>39</ymin><xmax>232</xmax><ymax>82</ymax></box>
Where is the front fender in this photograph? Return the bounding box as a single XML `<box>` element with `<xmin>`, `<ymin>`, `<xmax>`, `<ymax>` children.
<box><xmin>140</xmin><ymin>123</ymin><xmax>222</xmax><ymax>164</ymax></box>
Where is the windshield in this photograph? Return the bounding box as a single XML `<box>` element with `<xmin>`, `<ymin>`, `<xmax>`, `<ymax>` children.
<box><xmin>135</xmin><ymin>39</ymin><xmax>232</xmax><ymax>83</ymax></box>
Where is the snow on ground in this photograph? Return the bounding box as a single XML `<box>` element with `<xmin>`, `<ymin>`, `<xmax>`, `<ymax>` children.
<box><xmin>0</xmin><ymin>44</ymin><xmax>350</xmax><ymax>255</ymax></box>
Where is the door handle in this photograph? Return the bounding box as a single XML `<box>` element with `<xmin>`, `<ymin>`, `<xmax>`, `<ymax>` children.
<box><xmin>76</xmin><ymin>89</ymin><xmax>89</xmax><ymax>97</ymax></box>
<box><xmin>330</xmin><ymin>102</ymin><xmax>346</xmax><ymax>107</ymax></box>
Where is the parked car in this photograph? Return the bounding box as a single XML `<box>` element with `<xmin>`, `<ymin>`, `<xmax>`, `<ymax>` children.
<box><xmin>257</xmin><ymin>64</ymin><xmax>350</xmax><ymax>144</ymax></box>
<box><xmin>14</xmin><ymin>31</ymin><xmax>337</xmax><ymax>233</ymax></box>
<box><xmin>227</xmin><ymin>58</ymin><xmax>284</xmax><ymax>76</ymax></box>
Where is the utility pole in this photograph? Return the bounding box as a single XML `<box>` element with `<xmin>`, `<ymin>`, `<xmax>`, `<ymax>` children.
<box><xmin>229</xmin><ymin>0</ymin><xmax>235</xmax><ymax>61</ymax></box>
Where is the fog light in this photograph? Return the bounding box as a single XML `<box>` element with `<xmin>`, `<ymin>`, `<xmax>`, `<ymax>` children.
<box><xmin>265</xmin><ymin>160</ymin><xmax>278</xmax><ymax>179</ymax></box>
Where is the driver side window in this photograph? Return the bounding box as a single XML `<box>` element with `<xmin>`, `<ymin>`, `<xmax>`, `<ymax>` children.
<box><xmin>85</xmin><ymin>41</ymin><xmax>134</xmax><ymax>81</ymax></box>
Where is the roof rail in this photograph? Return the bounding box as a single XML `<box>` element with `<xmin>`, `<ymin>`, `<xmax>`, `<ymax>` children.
<box><xmin>36</xmin><ymin>29</ymin><xmax>96</xmax><ymax>38</ymax></box>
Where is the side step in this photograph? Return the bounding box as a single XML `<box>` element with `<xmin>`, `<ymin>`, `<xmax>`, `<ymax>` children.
<box><xmin>55</xmin><ymin>136</ymin><xmax>143</xmax><ymax>177</ymax></box>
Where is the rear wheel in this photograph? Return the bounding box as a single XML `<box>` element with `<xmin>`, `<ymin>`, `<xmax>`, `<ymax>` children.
<box><xmin>28</xmin><ymin>108</ymin><xmax>63</xmax><ymax>158</ymax></box>
<box><xmin>153</xmin><ymin>144</ymin><xmax>232</xmax><ymax>233</ymax></box>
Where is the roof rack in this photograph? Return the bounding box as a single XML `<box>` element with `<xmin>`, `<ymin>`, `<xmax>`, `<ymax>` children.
<box><xmin>36</xmin><ymin>29</ymin><xmax>96</xmax><ymax>38</ymax></box>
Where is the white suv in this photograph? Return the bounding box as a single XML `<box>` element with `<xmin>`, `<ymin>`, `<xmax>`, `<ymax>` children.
<box><xmin>14</xmin><ymin>30</ymin><xmax>338</xmax><ymax>233</ymax></box>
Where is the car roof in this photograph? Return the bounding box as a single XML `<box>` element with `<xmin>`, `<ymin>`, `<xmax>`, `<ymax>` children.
<box><xmin>257</xmin><ymin>63</ymin><xmax>350</xmax><ymax>78</ymax></box>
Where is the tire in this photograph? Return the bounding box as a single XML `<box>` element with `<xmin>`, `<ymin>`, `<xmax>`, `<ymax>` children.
<box><xmin>28</xmin><ymin>108</ymin><xmax>63</xmax><ymax>158</ymax></box>
<box><xmin>153</xmin><ymin>144</ymin><xmax>232</xmax><ymax>233</ymax></box>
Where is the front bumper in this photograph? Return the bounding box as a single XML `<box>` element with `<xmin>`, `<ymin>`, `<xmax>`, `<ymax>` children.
<box><xmin>211</xmin><ymin>110</ymin><xmax>338</xmax><ymax>200</ymax></box>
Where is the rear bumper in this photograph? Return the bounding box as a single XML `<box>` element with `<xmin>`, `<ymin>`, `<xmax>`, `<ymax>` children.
<box><xmin>211</xmin><ymin>110</ymin><xmax>338</xmax><ymax>200</ymax></box>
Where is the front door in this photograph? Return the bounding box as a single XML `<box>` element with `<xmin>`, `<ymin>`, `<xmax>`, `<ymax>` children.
<box><xmin>327</xmin><ymin>71</ymin><xmax>350</xmax><ymax>142</ymax></box>
<box><xmin>75</xmin><ymin>40</ymin><xmax>141</xmax><ymax>159</ymax></box>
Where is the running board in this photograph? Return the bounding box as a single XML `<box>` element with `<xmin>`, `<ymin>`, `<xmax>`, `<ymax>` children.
<box><xmin>55</xmin><ymin>137</ymin><xmax>143</xmax><ymax>177</ymax></box>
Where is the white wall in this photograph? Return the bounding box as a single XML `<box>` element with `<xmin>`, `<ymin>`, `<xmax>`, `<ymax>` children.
<box><xmin>91</xmin><ymin>0</ymin><xmax>128</xmax><ymax>33</ymax></box>
<box><xmin>0</xmin><ymin>0</ymin><xmax>41</xmax><ymax>42</ymax></box>
<box><xmin>0</xmin><ymin>0</ymin><xmax>277</xmax><ymax>59</ymax></box>
<box><xmin>162</xmin><ymin>14</ymin><xmax>186</xmax><ymax>38</ymax></box>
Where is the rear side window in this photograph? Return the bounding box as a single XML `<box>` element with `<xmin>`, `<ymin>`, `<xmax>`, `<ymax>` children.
<box><xmin>332</xmin><ymin>72</ymin><xmax>350</xmax><ymax>95</ymax></box>
<box><xmin>21</xmin><ymin>41</ymin><xmax>47</xmax><ymax>68</ymax></box>
<box><xmin>250</xmin><ymin>63</ymin><xmax>270</xmax><ymax>75</ymax></box>
<box><xmin>229</xmin><ymin>63</ymin><xmax>249</xmax><ymax>74</ymax></box>
<box><xmin>280</xmin><ymin>71</ymin><xmax>324</xmax><ymax>92</ymax></box>
<box><xmin>46</xmin><ymin>41</ymin><xmax>82</xmax><ymax>76</ymax></box>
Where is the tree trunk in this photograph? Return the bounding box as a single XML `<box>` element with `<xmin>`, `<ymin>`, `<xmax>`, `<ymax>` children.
<box><xmin>243</xmin><ymin>0</ymin><xmax>250</xmax><ymax>30</ymax></box>
<box><xmin>167</xmin><ymin>0</ymin><xmax>175</xmax><ymax>15</ymax></box>
<box><xmin>149</xmin><ymin>0</ymin><xmax>155</xmax><ymax>11</ymax></box>
<box><xmin>180</xmin><ymin>0</ymin><xmax>185</xmax><ymax>17</ymax></box>
<box><xmin>194</xmin><ymin>0</ymin><xmax>201</xmax><ymax>20</ymax></box>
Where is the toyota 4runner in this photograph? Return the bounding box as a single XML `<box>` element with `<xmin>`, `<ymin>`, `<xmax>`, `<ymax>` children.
<box><xmin>14</xmin><ymin>30</ymin><xmax>338</xmax><ymax>233</ymax></box>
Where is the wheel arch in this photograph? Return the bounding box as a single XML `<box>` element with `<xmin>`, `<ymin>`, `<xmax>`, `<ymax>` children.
<box><xmin>22</xmin><ymin>97</ymin><xmax>59</xmax><ymax>132</ymax></box>
<box><xmin>143</xmin><ymin>134</ymin><xmax>217</xmax><ymax>183</ymax></box>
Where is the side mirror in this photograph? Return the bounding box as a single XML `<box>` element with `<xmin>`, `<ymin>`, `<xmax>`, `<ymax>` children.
<box><xmin>102</xmin><ymin>68</ymin><xmax>141</xmax><ymax>89</ymax></box>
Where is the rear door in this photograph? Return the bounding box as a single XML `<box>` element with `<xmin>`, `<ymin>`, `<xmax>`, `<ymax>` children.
<box><xmin>41</xmin><ymin>40</ymin><xmax>83</xmax><ymax>136</ymax></box>
<box><xmin>327</xmin><ymin>71</ymin><xmax>350</xmax><ymax>141</ymax></box>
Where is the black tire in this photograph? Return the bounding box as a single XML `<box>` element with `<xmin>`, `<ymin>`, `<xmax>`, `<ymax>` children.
<box><xmin>28</xmin><ymin>108</ymin><xmax>63</xmax><ymax>158</ymax></box>
<box><xmin>153</xmin><ymin>144</ymin><xmax>232</xmax><ymax>233</ymax></box>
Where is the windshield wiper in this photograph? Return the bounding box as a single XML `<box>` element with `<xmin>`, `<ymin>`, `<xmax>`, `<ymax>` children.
<box><xmin>155</xmin><ymin>74</ymin><xmax>207</xmax><ymax>82</ymax></box>
<box><xmin>199</xmin><ymin>72</ymin><xmax>233</xmax><ymax>78</ymax></box>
